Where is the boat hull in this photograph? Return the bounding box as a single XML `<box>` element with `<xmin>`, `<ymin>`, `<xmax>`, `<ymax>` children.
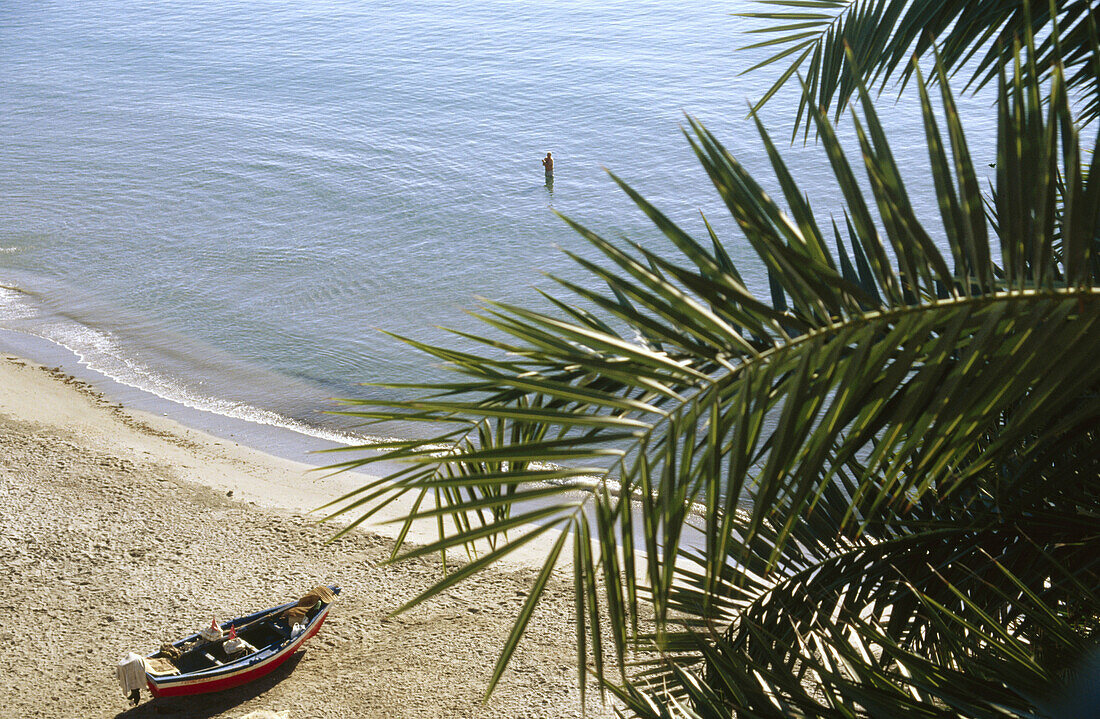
<box><xmin>146</xmin><ymin>588</ymin><xmax>337</xmax><ymax>698</ymax></box>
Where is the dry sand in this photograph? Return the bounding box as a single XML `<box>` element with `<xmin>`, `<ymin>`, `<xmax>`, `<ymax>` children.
<box><xmin>0</xmin><ymin>355</ymin><xmax>615</xmax><ymax>718</ymax></box>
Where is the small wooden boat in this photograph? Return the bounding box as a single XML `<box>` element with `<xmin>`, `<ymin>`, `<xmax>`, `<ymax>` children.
<box><xmin>117</xmin><ymin>586</ymin><xmax>339</xmax><ymax>703</ymax></box>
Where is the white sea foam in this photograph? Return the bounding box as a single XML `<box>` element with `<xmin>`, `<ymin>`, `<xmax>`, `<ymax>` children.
<box><xmin>50</xmin><ymin>325</ymin><xmax>368</xmax><ymax>446</ymax></box>
<box><xmin>0</xmin><ymin>285</ymin><xmax>370</xmax><ymax>448</ymax></box>
<box><xmin>0</xmin><ymin>287</ymin><xmax>37</xmax><ymax>321</ymax></box>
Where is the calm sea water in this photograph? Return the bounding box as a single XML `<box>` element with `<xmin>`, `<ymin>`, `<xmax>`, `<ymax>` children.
<box><xmin>0</xmin><ymin>0</ymin><xmax>998</xmax><ymax>443</ymax></box>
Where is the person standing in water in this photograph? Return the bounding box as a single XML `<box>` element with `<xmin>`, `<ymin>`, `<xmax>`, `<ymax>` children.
<box><xmin>542</xmin><ymin>151</ymin><xmax>554</xmax><ymax>194</ymax></box>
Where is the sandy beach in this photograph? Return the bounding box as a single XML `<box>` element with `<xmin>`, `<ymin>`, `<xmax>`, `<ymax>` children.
<box><xmin>0</xmin><ymin>354</ymin><xmax>612</xmax><ymax>718</ymax></box>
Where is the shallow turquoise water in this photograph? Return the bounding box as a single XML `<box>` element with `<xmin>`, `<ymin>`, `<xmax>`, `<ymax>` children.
<box><xmin>0</xmin><ymin>0</ymin><xmax>998</xmax><ymax>441</ymax></box>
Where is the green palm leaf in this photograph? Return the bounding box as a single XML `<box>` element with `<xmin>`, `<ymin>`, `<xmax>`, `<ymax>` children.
<box><xmin>323</xmin><ymin>29</ymin><xmax>1099</xmax><ymax>719</ymax></box>
<box><xmin>740</xmin><ymin>0</ymin><xmax>1100</xmax><ymax>135</ymax></box>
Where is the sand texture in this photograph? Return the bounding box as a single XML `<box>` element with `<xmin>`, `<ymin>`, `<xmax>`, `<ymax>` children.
<box><xmin>0</xmin><ymin>356</ymin><xmax>612</xmax><ymax>718</ymax></box>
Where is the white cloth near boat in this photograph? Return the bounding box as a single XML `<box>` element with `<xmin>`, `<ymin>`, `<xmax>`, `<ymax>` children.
<box><xmin>116</xmin><ymin>653</ymin><xmax>147</xmax><ymax>697</ymax></box>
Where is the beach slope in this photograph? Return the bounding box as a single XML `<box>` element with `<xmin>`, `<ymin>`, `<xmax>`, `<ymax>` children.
<box><xmin>0</xmin><ymin>355</ymin><xmax>608</xmax><ymax>718</ymax></box>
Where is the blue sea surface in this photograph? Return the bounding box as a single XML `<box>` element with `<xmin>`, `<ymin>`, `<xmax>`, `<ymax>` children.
<box><xmin>0</xmin><ymin>0</ymin><xmax>999</xmax><ymax>443</ymax></box>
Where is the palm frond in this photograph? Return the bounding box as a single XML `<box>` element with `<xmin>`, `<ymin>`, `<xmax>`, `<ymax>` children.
<box><xmin>324</xmin><ymin>29</ymin><xmax>1100</xmax><ymax>719</ymax></box>
<box><xmin>739</xmin><ymin>0</ymin><xmax>1100</xmax><ymax>136</ymax></box>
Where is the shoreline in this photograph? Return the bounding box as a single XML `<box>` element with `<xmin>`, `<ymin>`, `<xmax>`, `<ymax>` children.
<box><xmin>0</xmin><ymin>328</ymin><xmax>599</xmax><ymax>560</ymax></box>
<box><xmin>0</xmin><ymin>353</ymin><xmax>608</xmax><ymax>718</ymax></box>
<box><xmin>0</xmin><ymin>341</ymin><xmax>566</xmax><ymax>565</ymax></box>
<box><xmin>0</xmin><ymin>324</ymin><xmax>369</xmax><ymax>469</ymax></box>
